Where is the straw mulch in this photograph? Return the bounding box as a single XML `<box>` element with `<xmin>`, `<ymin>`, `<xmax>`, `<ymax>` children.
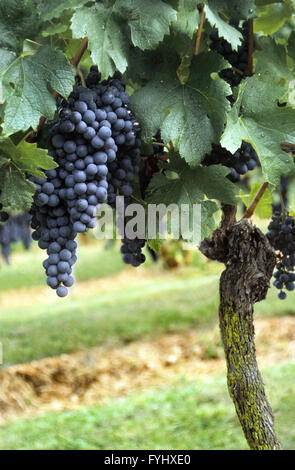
<box><xmin>0</xmin><ymin>316</ymin><xmax>295</xmax><ymax>424</ymax></box>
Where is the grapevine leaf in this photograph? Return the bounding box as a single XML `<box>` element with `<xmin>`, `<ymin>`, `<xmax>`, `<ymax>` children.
<box><xmin>173</xmin><ymin>0</ymin><xmax>200</xmax><ymax>39</ymax></box>
<box><xmin>239</xmin><ymin>182</ymin><xmax>274</xmax><ymax>219</ymax></box>
<box><xmin>254</xmin><ymin>2</ymin><xmax>294</xmax><ymax>35</ymax></box>
<box><xmin>287</xmin><ymin>31</ymin><xmax>295</xmax><ymax>65</ymax></box>
<box><xmin>71</xmin><ymin>1</ymin><xmax>177</xmax><ymax>79</ymax></box>
<box><xmin>255</xmin><ymin>37</ymin><xmax>293</xmax><ymax>93</ymax></box>
<box><xmin>126</xmin><ymin>32</ymin><xmax>191</xmax><ymax>85</ymax></box>
<box><xmin>200</xmin><ymin>200</ymin><xmax>220</xmax><ymax>241</ymax></box>
<box><xmin>39</xmin><ymin>0</ymin><xmax>90</xmax><ymax>22</ymax></box>
<box><xmin>71</xmin><ymin>3</ymin><xmax>129</xmax><ymax>79</ymax></box>
<box><xmin>147</xmin><ymin>237</ymin><xmax>164</xmax><ymax>254</ymax></box>
<box><xmin>205</xmin><ymin>0</ymin><xmax>256</xmax><ymax>20</ymax></box>
<box><xmin>0</xmin><ymin>138</ymin><xmax>58</xmax><ymax>178</ymax></box>
<box><xmin>146</xmin><ymin>165</ymin><xmax>237</xmax><ymax>207</ymax></box>
<box><xmin>204</xmin><ymin>2</ymin><xmax>243</xmax><ymax>51</ymax></box>
<box><xmin>41</xmin><ymin>23</ymin><xmax>68</xmax><ymax>38</ymax></box>
<box><xmin>0</xmin><ymin>46</ymin><xmax>75</xmax><ymax>136</ymax></box>
<box><xmin>0</xmin><ymin>163</ymin><xmax>35</xmax><ymax>211</ymax></box>
<box><xmin>146</xmin><ymin>170</ymin><xmax>221</xmax><ymax>243</ymax></box>
<box><xmin>221</xmin><ymin>77</ymin><xmax>295</xmax><ymax>187</ymax></box>
<box><xmin>0</xmin><ymin>0</ymin><xmax>40</xmax><ymax>52</ymax></box>
<box><xmin>120</xmin><ymin>0</ymin><xmax>177</xmax><ymax>50</ymax></box>
<box><xmin>130</xmin><ymin>53</ymin><xmax>231</xmax><ymax>166</ymax></box>
<box><xmin>0</xmin><ymin>49</ymin><xmax>16</xmax><ymax>79</ymax></box>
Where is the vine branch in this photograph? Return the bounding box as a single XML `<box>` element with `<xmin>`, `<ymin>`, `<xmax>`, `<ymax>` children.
<box><xmin>247</xmin><ymin>19</ymin><xmax>254</xmax><ymax>76</ymax></box>
<box><xmin>71</xmin><ymin>37</ymin><xmax>88</xmax><ymax>67</ymax></box>
<box><xmin>194</xmin><ymin>4</ymin><xmax>205</xmax><ymax>56</ymax></box>
<box><xmin>242</xmin><ymin>182</ymin><xmax>269</xmax><ymax>220</ymax></box>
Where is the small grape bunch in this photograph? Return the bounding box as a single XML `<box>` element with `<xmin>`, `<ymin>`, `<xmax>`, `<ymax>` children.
<box><xmin>267</xmin><ymin>212</ymin><xmax>295</xmax><ymax>299</ymax></box>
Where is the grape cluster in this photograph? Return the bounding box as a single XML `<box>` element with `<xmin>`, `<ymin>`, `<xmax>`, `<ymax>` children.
<box><xmin>267</xmin><ymin>213</ymin><xmax>295</xmax><ymax>299</ymax></box>
<box><xmin>120</xmin><ymin>238</ymin><xmax>146</xmax><ymax>267</ymax></box>
<box><xmin>210</xmin><ymin>20</ymin><xmax>249</xmax><ymax>87</ymax></box>
<box><xmin>86</xmin><ymin>68</ymin><xmax>146</xmax><ymax>268</ymax></box>
<box><xmin>139</xmin><ymin>130</ymin><xmax>164</xmax><ymax>199</ymax></box>
<box><xmin>31</xmin><ymin>67</ymin><xmax>145</xmax><ymax>296</ymax></box>
<box><xmin>0</xmin><ymin>213</ymin><xmax>31</xmax><ymax>264</ymax></box>
<box><xmin>50</xmin><ymin>84</ymin><xmax>112</xmax><ymax>233</ymax></box>
<box><xmin>30</xmin><ymin>172</ymin><xmax>77</xmax><ymax>298</ymax></box>
<box><xmin>203</xmin><ymin>141</ymin><xmax>259</xmax><ymax>183</ymax></box>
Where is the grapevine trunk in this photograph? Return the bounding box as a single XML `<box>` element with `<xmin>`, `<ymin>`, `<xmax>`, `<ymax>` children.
<box><xmin>200</xmin><ymin>206</ymin><xmax>281</xmax><ymax>450</ymax></box>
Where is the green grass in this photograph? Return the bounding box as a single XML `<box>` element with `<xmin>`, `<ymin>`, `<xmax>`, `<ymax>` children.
<box><xmin>0</xmin><ymin>271</ymin><xmax>220</xmax><ymax>366</ymax></box>
<box><xmin>0</xmin><ymin>362</ymin><xmax>294</xmax><ymax>450</ymax></box>
<box><xmin>0</xmin><ymin>240</ymin><xmax>124</xmax><ymax>291</ymax></box>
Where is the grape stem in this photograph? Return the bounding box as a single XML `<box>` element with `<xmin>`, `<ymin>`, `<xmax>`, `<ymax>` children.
<box><xmin>26</xmin><ymin>37</ymin><xmax>88</xmax><ymax>143</ymax></box>
<box><xmin>242</xmin><ymin>182</ymin><xmax>269</xmax><ymax>220</ymax></box>
<box><xmin>247</xmin><ymin>19</ymin><xmax>254</xmax><ymax>76</ymax></box>
<box><xmin>194</xmin><ymin>4</ymin><xmax>205</xmax><ymax>56</ymax></box>
<box><xmin>71</xmin><ymin>37</ymin><xmax>88</xmax><ymax>67</ymax></box>
<box><xmin>281</xmin><ymin>143</ymin><xmax>295</xmax><ymax>153</ymax></box>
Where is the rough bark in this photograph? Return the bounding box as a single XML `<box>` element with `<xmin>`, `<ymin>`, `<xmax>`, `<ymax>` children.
<box><xmin>200</xmin><ymin>205</ymin><xmax>281</xmax><ymax>450</ymax></box>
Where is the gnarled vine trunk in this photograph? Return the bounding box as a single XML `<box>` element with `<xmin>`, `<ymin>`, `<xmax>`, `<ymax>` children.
<box><xmin>200</xmin><ymin>205</ymin><xmax>281</xmax><ymax>450</ymax></box>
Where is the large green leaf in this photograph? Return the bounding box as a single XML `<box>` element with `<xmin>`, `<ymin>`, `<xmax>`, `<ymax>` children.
<box><xmin>221</xmin><ymin>77</ymin><xmax>295</xmax><ymax>187</ymax></box>
<box><xmin>146</xmin><ymin>164</ymin><xmax>223</xmax><ymax>243</ymax></box>
<box><xmin>254</xmin><ymin>2</ymin><xmax>294</xmax><ymax>35</ymax></box>
<box><xmin>130</xmin><ymin>53</ymin><xmax>231</xmax><ymax>166</ymax></box>
<box><xmin>71</xmin><ymin>2</ymin><xmax>129</xmax><ymax>79</ymax></box>
<box><xmin>173</xmin><ymin>0</ymin><xmax>200</xmax><ymax>39</ymax></box>
<box><xmin>146</xmin><ymin>156</ymin><xmax>237</xmax><ymax>207</ymax></box>
<box><xmin>0</xmin><ymin>137</ymin><xmax>58</xmax><ymax>210</ymax></box>
<box><xmin>0</xmin><ymin>158</ymin><xmax>35</xmax><ymax>211</ymax></box>
<box><xmin>121</xmin><ymin>0</ymin><xmax>177</xmax><ymax>50</ymax></box>
<box><xmin>204</xmin><ymin>0</ymin><xmax>256</xmax><ymax>50</ymax></box>
<box><xmin>0</xmin><ymin>138</ymin><xmax>57</xmax><ymax>177</ymax></box>
<box><xmin>0</xmin><ymin>46</ymin><xmax>75</xmax><ymax>136</ymax></box>
<box><xmin>287</xmin><ymin>31</ymin><xmax>295</xmax><ymax>65</ymax></box>
<box><xmin>204</xmin><ymin>3</ymin><xmax>243</xmax><ymax>51</ymax></box>
<box><xmin>206</xmin><ymin>0</ymin><xmax>256</xmax><ymax>19</ymax></box>
<box><xmin>71</xmin><ymin>0</ymin><xmax>177</xmax><ymax>79</ymax></box>
<box><xmin>254</xmin><ymin>37</ymin><xmax>293</xmax><ymax>93</ymax></box>
<box><xmin>39</xmin><ymin>0</ymin><xmax>90</xmax><ymax>22</ymax></box>
<box><xmin>0</xmin><ymin>0</ymin><xmax>40</xmax><ymax>52</ymax></box>
<box><xmin>144</xmin><ymin>149</ymin><xmax>236</xmax><ymax>240</ymax></box>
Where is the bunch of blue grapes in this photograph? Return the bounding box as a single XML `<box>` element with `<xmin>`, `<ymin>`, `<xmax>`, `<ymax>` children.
<box><xmin>267</xmin><ymin>212</ymin><xmax>295</xmax><ymax>299</ymax></box>
<box><xmin>210</xmin><ymin>20</ymin><xmax>249</xmax><ymax>87</ymax></box>
<box><xmin>50</xmin><ymin>84</ymin><xmax>112</xmax><ymax>233</ymax></box>
<box><xmin>203</xmin><ymin>141</ymin><xmax>259</xmax><ymax>183</ymax></box>
<box><xmin>0</xmin><ymin>213</ymin><xmax>31</xmax><ymax>264</ymax></box>
<box><xmin>31</xmin><ymin>67</ymin><xmax>145</xmax><ymax>296</ymax></box>
<box><xmin>86</xmin><ymin>67</ymin><xmax>146</xmax><ymax>267</ymax></box>
<box><xmin>31</xmin><ymin>77</ymin><xmax>116</xmax><ymax>296</ymax></box>
<box><xmin>30</xmin><ymin>171</ymin><xmax>77</xmax><ymax>298</ymax></box>
<box><xmin>208</xmin><ymin>21</ymin><xmax>260</xmax><ymax>182</ymax></box>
